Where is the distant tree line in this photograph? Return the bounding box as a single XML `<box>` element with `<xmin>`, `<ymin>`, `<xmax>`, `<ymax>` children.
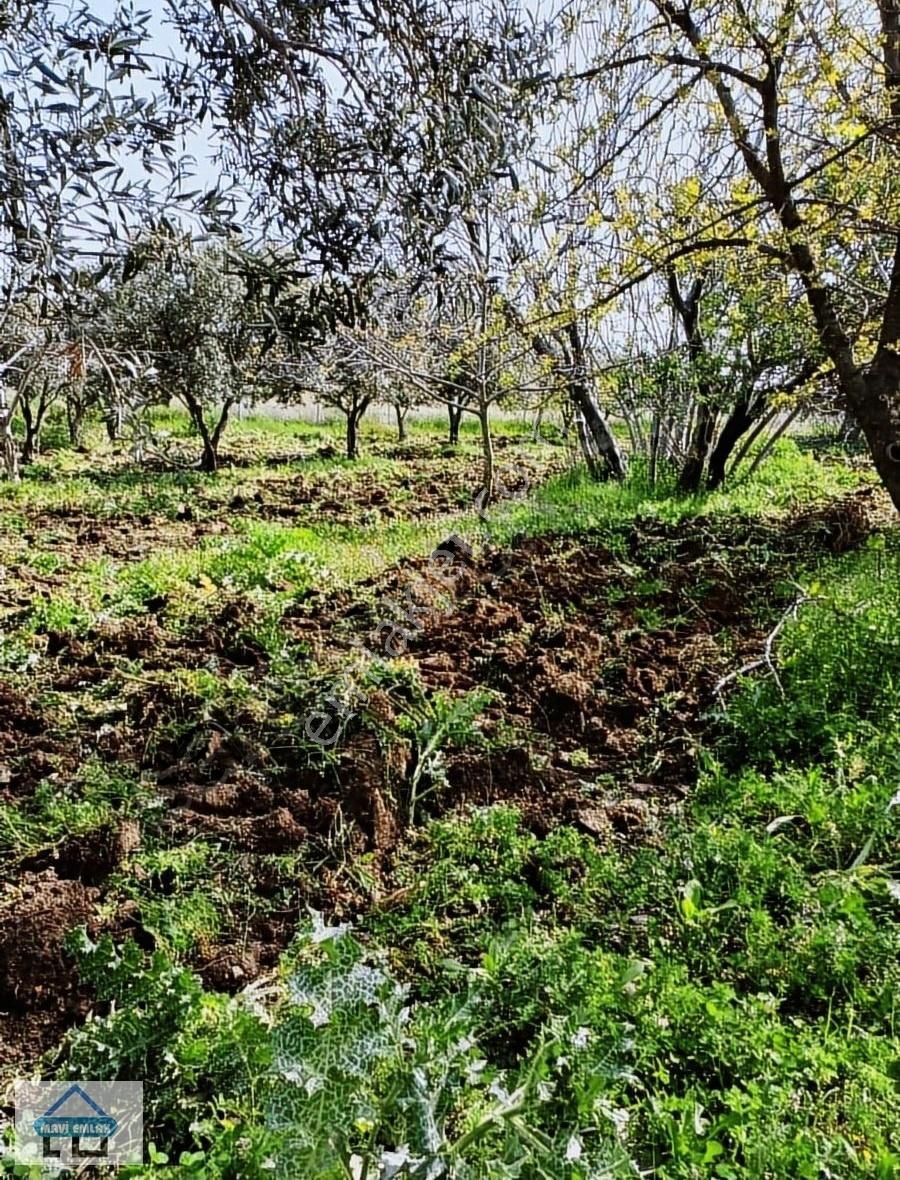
<box><xmin>1</xmin><ymin>0</ymin><xmax>897</xmax><ymax>506</ymax></box>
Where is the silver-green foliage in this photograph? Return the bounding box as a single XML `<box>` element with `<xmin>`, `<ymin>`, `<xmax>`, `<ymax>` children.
<box><xmin>105</xmin><ymin>238</ymin><xmax>259</xmax><ymax>411</ymax></box>
<box><xmin>267</xmin><ymin>916</ymin><xmax>631</xmax><ymax>1180</ymax></box>
<box><xmin>53</xmin><ymin>917</ymin><xmax>630</xmax><ymax>1179</ymax></box>
<box><xmin>268</xmin><ymin>915</ymin><xmax>407</xmax><ymax>1174</ymax></box>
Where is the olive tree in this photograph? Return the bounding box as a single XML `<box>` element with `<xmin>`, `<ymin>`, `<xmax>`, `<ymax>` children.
<box><xmin>100</xmin><ymin>235</ymin><xmax>269</xmax><ymax>471</ymax></box>
<box><xmin>0</xmin><ymin>1</ymin><xmax>222</xmax><ymax>478</ymax></box>
<box><xmin>314</xmin><ymin>342</ymin><xmax>381</xmax><ymax>461</ymax></box>
<box><xmin>165</xmin><ymin>0</ymin><xmax>549</xmax><ymax>269</ymax></box>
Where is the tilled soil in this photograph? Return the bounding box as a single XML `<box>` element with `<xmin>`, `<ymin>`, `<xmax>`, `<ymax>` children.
<box><xmin>1</xmin><ymin>445</ymin><xmax>564</xmax><ymax>583</ymax></box>
<box><xmin>0</xmin><ymin>874</ymin><xmax>101</xmax><ymax>1082</ymax></box>
<box><xmin>224</xmin><ymin>446</ymin><xmax>558</xmax><ymax>526</ymax></box>
<box><xmin>0</xmin><ymin>484</ymin><xmax>889</xmax><ymax>1084</ymax></box>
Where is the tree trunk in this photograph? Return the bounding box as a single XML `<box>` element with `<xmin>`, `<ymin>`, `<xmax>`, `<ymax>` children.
<box><xmin>1</xmin><ymin>433</ymin><xmax>18</xmax><ymax>480</ymax></box>
<box><xmin>708</xmin><ymin>363</ymin><xmax>818</xmax><ymax>489</ymax></box>
<box><xmin>106</xmin><ymin>403</ymin><xmax>124</xmax><ymax>442</ymax></box>
<box><xmin>21</xmin><ymin>426</ymin><xmax>39</xmax><ymax>464</ymax></box>
<box><xmin>20</xmin><ymin>400</ymin><xmax>40</xmax><ymax>464</ymax></box>
<box><xmin>346</xmin><ymin>411</ymin><xmax>360</xmax><ymax>459</ymax></box>
<box><xmin>560</xmin><ymin>399</ymin><xmax>574</xmax><ymax>442</ymax></box>
<box><xmin>66</xmin><ymin>401</ymin><xmax>85</xmax><ymax>446</ymax></box>
<box><xmin>190</xmin><ymin>408</ymin><xmax>219</xmax><ymax>472</ymax></box>
<box><xmin>209</xmin><ymin>400</ymin><xmax>232</xmax><ymax>469</ymax></box>
<box><xmin>666</xmin><ymin>268</ymin><xmax>719</xmax><ymax>492</ymax></box>
<box><xmin>728</xmin><ymin>405</ymin><xmax>780</xmax><ymax>478</ymax></box>
<box><xmin>649</xmin><ymin>412</ymin><xmax>661</xmax><ymax>486</ymax></box>
<box><xmin>706</xmin><ymin>394</ymin><xmax>761</xmax><ymax>490</ymax></box>
<box><xmin>678</xmin><ymin>403</ymin><xmax>717</xmax><ymax>492</ymax></box>
<box><xmin>0</xmin><ymin>413</ymin><xmax>18</xmax><ymax>481</ymax></box>
<box><xmin>448</xmin><ymin>401</ymin><xmax>463</xmax><ymax>445</ymax></box>
<box><xmin>742</xmin><ymin>406</ymin><xmax>803</xmax><ymax>482</ymax></box>
<box><xmin>186</xmin><ymin>397</ymin><xmax>232</xmax><ymax>474</ymax></box>
<box><xmin>768</xmin><ymin>197</ymin><xmax>900</xmax><ymax>508</ymax></box>
<box><xmin>199</xmin><ymin>435</ymin><xmax>219</xmax><ymax>473</ymax></box>
<box><xmin>500</xmin><ymin>297</ymin><xmax>626</xmax><ymax>478</ymax></box>
<box><xmin>477</xmin><ymin>404</ymin><xmax>495</xmax><ymax>507</ymax></box>
<box><xmin>531</xmin><ymin>406</ymin><xmax>544</xmax><ymax>443</ymax></box>
<box><xmin>817</xmin><ymin>4</ymin><xmax>899</xmax><ymax>512</ymax></box>
<box><xmin>569</xmin><ymin>385</ymin><xmax>626</xmax><ymax>479</ymax></box>
<box><xmin>575</xmin><ymin>413</ymin><xmax>602</xmax><ymax>480</ymax></box>
<box><xmin>848</xmin><ymin>368</ymin><xmax>900</xmax><ymax>510</ymax></box>
<box><xmin>565</xmin><ymin>324</ymin><xmax>628</xmax><ymax>480</ymax></box>
<box><xmin>395</xmin><ymin>404</ymin><xmax>408</xmax><ymax>442</ymax></box>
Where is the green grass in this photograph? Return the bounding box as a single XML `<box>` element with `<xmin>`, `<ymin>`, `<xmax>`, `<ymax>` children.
<box><xmin>723</xmin><ymin>537</ymin><xmax>900</xmax><ymax>764</ymax></box>
<box><xmin>7</xmin><ymin>436</ymin><xmax>865</xmax><ymax>635</ymax></box>
<box><xmin>357</xmin><ymin>535</ymin><xmax>900</xmax><ymax>1176</ymax></box>
<box><xmin>479</xmin><ymin>441</ymin><xmax>867</xmax><ymax>548</ymax></box>
<box><xmin>0</xmin><ymin>761</ymin><xmax>148</xmax><ymax>865</ymax></box>
<box><xmin>16</xmin><ymin>515</ymin><xmax>893</xmax><ymax>1177</ymax></box>
<box><xmin>84</xmin><ymin>516</ymin><xmax>465</xmax><ymax>624</ymax></box>
<box><xmin>2</xmin><ymin>413</ymin><xmax>896</xmax><ymax>1178</ymax></box>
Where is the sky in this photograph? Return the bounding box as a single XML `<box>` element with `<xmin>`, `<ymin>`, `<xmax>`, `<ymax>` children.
<box><xmin>87</xmin><ymin>0</ymin><xmax>224</xmax><ymax>218</ymax></box>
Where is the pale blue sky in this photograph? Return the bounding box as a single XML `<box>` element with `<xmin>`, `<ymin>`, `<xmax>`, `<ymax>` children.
<box><xmin>86</xmin><ymin>0</ymin><xmax>225</xmax><ymax>218</ymax></box>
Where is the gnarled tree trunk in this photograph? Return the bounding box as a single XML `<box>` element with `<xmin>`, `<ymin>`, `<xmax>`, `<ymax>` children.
<box><xmin>346</xmin><ymin>409</ymin><xmax>360</xmax><ymax>459</ymax></box>
<box><xmin>666</xmin><ymin>269</ymin><xmax>720</xmax><ymax>493</ymax></box>
<box><xmin>706</xmin><ymin>393</ymin><xmax>762</xmax><ymax>490</ymax></box>
<box><xmin>185</xmin><ymin>395</ymin><xmax>234</xmax><ymax>473</ymax></box>
<box><xmin>344</xmin><ymin>393</ymin><xmax>373</xmax><ymax>459</ymax></box>
<box><xmin>849</xmin><ymin>366</ymin><xmax>900</xmax><ymax>509</ymax></box>
<box><xmin>564</xmin><ymin>323</ymin><xmax>628</xmax><ymax>481</ymax></box>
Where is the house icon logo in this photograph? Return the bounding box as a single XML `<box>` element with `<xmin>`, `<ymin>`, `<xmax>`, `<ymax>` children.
<box><xmin>14</xmin><ymin>1079</ymin><xmax>143</xmax><ymax>1169</ymax></box>
<box><xmin>33</xmin><ymin>1084</ymin><xmax>118</xmax><ymax>1161</ymax></box>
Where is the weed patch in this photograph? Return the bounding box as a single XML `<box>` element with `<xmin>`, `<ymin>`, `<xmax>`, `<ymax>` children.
<box><xmin>1</xmin><ymin>427</ymin><xmax>897</xmax><ymax>1178</ymax></box>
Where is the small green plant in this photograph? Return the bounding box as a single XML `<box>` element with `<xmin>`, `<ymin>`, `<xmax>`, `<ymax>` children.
<box><xmin>27</xmin><ymin>551</ymin><xmax>66</xmax><ymax>576</ymax></box>
<box><xmin>0</xmin><ymin>761</ymin><xmax>147</xmax><ymax>866</ymax></box>
<box><xmin>367</xmin><ymin>665</ymin><xmax>494</xmax><ymax>823</ymax></box>
<box><xmin>26</xmin><ymin>595</ymin><xmax>92</xmax><ymax>636</ymax></box>
<box><xmin>58</xmin><ymin>929</ymin><xmax>272</xmax><ymax>1168</ymax></box>
<box><xmin>723</xmin><ymin>537</ymin><xmax>900</xmax><ymax>763</ymax></box>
